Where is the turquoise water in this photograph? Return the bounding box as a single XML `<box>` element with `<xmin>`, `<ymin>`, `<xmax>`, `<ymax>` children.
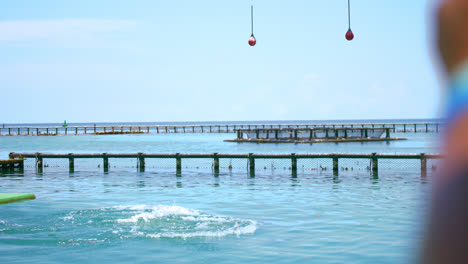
<box><xmin>0</xmin><ymin>131</ymin><xmax>437</xmax><ymax>263</ymax></box>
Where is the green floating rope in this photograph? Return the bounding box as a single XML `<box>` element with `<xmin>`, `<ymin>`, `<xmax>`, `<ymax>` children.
<box><xmin>0</xmin><ymin>193</ymin><xmax>36</xmax><ymax>204</ymax></box>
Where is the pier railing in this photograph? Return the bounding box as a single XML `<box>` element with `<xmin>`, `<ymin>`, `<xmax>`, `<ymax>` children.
<box><xmin>0</xmin><ymin>122</ymin><xmax>443</xmax><ymax>136</ymax></box>
<box><xmin>9</xmin><ymin>152</ymin><xmax>442</xmax><ymax>176</ymax></box>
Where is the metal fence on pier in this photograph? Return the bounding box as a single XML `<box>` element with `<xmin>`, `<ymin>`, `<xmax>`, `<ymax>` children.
<box><xmin>8</xmin><ymin>152</ymin><xmax>442</xmax><ymax>177</ymax></box>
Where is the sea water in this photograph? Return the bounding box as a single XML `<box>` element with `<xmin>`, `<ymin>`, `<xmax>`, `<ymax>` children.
<box><xmin>0</xmin><ymin>122</ymin><xmax>438</xmax><ymax>263</ymax></box>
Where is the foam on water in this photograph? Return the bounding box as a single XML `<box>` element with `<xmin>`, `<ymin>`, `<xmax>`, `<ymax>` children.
<box><xmin>115</xmin><ymin>205</ymin><xmax>200</xmax><ymax>223</ymax></box>
<box><xmin>55</xmin><ymin>205</ymin><xmax>256</xmax><ymax>243</ymax></box>
<box><xmin>114</xmin><ymin>205</ymin><xmax>257</xmax><ymax>239</ymax></box>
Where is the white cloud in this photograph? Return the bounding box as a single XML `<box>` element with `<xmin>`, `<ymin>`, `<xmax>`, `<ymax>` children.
<box><xmin>0</xmin><ymin>19</ymin><xmax>137</xmax><ymax>47</ymax></box>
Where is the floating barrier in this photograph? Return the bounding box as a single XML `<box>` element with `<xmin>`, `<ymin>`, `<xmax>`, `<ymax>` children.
<box><xmin>0</xmin><ymin>122</ymin><xmax>443</xmax><ymax>136</ymax></box>
<box><xmin>0</xmin><ymin>193</ymin><xmax>36</xmax><ymax>204</ymax></box>
<box><xmin>9</xmin><ymin>152</ymin><xmax>442</xmax><ymax>177</ymax></box>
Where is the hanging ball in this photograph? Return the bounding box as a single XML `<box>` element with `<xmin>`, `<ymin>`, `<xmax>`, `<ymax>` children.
<box><xmin>345</xmin><ymin>29</ymin><xmax>354</xmax><ymax>41</ymax></box>
<box><xmin>248</xmin><ymin>35</ymin><xmax>256</xmax><ymax>46</ymax></box>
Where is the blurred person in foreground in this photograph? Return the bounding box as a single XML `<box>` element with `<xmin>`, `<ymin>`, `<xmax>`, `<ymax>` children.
<box><xmin>422</xmin><ymin>0</ymin><xmax>468</xmax><ymax>263</ymax></box>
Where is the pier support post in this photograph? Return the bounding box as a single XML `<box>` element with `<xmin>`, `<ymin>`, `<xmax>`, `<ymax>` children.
<box><xmin>147</xmin><ymin>127</ymin><xmax>150</xmax><ymax>133</ymax></box>
<box><xmin>68</xmin><ymin>153</ymin><xmax>74</xmax><ymax>173</ymax></box>
<box><xmin>291</xmin><ymin>153</ymin><xmax>297</xmax><ymax>174</ymax></box>
<box><xmin>421</xmin><ymin>153</ymin><xmax>427</xmax><ymax>177</ymax></box>
<box><xmin>425</xmin><ymin>124</ymin><xmax>428</xmax><ymax>133</ymax></box>
<box><xmin>75</xmin><ymin>128</ymin><xmax>78</xmax><ymax>135</ymax></box>
<box><xmin>248</xmin><ymin>153</ymin><xmax>255</xmax><ymax>176</ymax></box>
<box><xmin>27</xmin><ymin>128</ymin><xmax>30</xmax><ymax>135</ymax></box>
<box><xmin>333</xmin><ymin>157</ymin><xmax>339</xmax><ymax>174</ymax></box>
<box><xmin>36</xmin><ymin>128</ymin><xmax>39</xmax><ymax>135</ymax></box>
<box><xmin>103</xmin><ymin>153</ymin><xmax>109</xmax><ymax>172</ymax></box>
<box><xmin>18</xmin><ymin>159</ymin><xmax>24</xmax><ymax>171</ymax></box>
<box><xmin>213</xmin><ymin>153</ymin><xmax>219</xmax><ymax>174</ymax></box>
<box><xmin>18</xmin><ymin>128</ymin><xmax>20</xmax><ymax>135</ymax></box>
<box><xmin>8</xmin><ymin>128</ymin><xmax>11</xmax><ymax>136</ymax></box>
<box><xmin>385</xmin><ymin>128</ymin><xmax>390</xmax><ymax>139</ymax></box>
<box><xmin>36</xmin><ymin>153</ymin><xmax>43</xmax><ymax>173</ymax></box>
<box><xmin>371</xmin><ymin>153</ymin><xmax>378</xmax><ymax>176</ymax></box>
<box><xmin>209</xmin><ymin>126</ymin><xmax>212</xmax><ymax>133</ymax></box>
<box><xmin>138</xmin><ymin>153</ymin><xmax>145</xmax><ymax>172</ymax></box>
<box><xmin>403</xmin><ymin>124</ymin><xmax>407</xmax><ymax>133</ymax></box>
<box><xmin>84</xmin><ymin>128</ymin><xmax>87</xmax><ymax>134</ymax></box>
<box><xmin>65</xmin><ymin>128</ymin><xmax>67</xmax><ymax>135</ymax></box>
<box><xmin>165</xmin><ymin>126</ymin><xmax>168</xmax><ymax>133</ymax></box>
<box><xmin>176</xmin><ymin>153</ymin><xmax>182</xmax><ymax>174</ymax></box>
<box><xmin>414</xmin><ymin>124</ymin><xmax>417</xmax><ymax>133</ymax></box>
<box><xmin>218</xmin><ymin>125</ymin><xmax>221</xmax><ymax>133</ymax></box>
<box><xmin>436</xmin><ymin>124</ymin><xmax>439</xmax><ymax>133</ymax></box>
<box><xmin>201</xmin><ymin>126</ymin><xmax>204</xmax><ymax>133</ymax></box>
<box><xmin>156</xmin><ymin>126</ymin><xmax>159</xmax><ymax>133</ymax></box>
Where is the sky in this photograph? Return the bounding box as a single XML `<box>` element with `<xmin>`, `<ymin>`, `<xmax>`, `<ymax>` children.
<box><xmin>0</xmin><ymin>0</ymin><xmax>442</xmax><ymax>123</ymax></box>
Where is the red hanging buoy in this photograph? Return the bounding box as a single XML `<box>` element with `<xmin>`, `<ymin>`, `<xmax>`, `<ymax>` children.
<box><xmin>248</xmin><ymin>4</ymin><xmax>256</xmax><ymax>46</ymax></box>
<box><xmin>346</xmin><ymin>29</ymin><xmax>354</xmax><ymax>41</ymax></box>
<box><xmin>346</xmin><ymin>0</ymin><xmax>354</xmax><ymax>41</ymax></box>
<box><xmin>249</xmin><ymin>35</ymin><xmax>256</xmax><ymax>46</ymax></box>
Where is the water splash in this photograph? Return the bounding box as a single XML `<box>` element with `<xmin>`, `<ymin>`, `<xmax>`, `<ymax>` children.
<box><xmin>59</xmin><ymin>205</ymin><xmax>257</xmax><ymax>243</ymax></box>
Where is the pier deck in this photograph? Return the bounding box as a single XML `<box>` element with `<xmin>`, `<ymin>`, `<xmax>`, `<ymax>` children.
<box><xmin>9</xmin><ymin>152</ymin><xmax>441</xmax><ymax>177</ymax></box>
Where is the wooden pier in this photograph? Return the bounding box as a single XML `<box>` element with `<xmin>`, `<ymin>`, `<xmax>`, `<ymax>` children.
<box><xmin>0</xmin><ymin>122</ymin><xmax>443</xmax><ymax>136</ymax></box>
<box><xmin>227</xmin><ymin>127</ymin><xmax>406</xmax><ymax>143</ymax></box>
<box><xmin>9</xmin><ymin>152</ymin><xmax>442</xmax><ymax>176</ymax></box>
<box><xmin>0</xmin><ymin>158</ymin><xmax>24</xmax><ymax>172</ymax></box>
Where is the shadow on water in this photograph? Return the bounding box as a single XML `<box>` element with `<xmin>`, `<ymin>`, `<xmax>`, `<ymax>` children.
<box><xmin>0</xmin><ymin>171</ymin><xmax>25</xmax><ymax>178</ymax></box>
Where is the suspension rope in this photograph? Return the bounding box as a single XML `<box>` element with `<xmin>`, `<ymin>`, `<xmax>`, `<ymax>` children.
<box><xmin>348</xmin><ymin>0</ymin><xmax>351</xmax><ymax>29</ymax></box>
<box><xmin>251</xmin><ymin>4</ymin><xmax>254</xmax><ymax>36</ymax></box>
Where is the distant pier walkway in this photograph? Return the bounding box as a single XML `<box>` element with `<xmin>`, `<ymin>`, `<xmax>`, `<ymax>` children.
<box><xmin>0</xmin><ymin>122</ymin><xmax>442</xmax><ymax>136</ymax></box>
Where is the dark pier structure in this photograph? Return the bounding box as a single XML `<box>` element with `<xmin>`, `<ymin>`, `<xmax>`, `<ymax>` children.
<box><xmin>9</xmin><ymin>152</ymin><xmax>440</xmax><ymax>177</ymax></box>
<box><xmin>226</xmin><ymin>127</ymin><xmax>406</xmax><ymax>143</ymax></box>
<box><xmin>0</xmin><ymin>158</ymin><xmax>24</xmax><ymax>172</ymax></box>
